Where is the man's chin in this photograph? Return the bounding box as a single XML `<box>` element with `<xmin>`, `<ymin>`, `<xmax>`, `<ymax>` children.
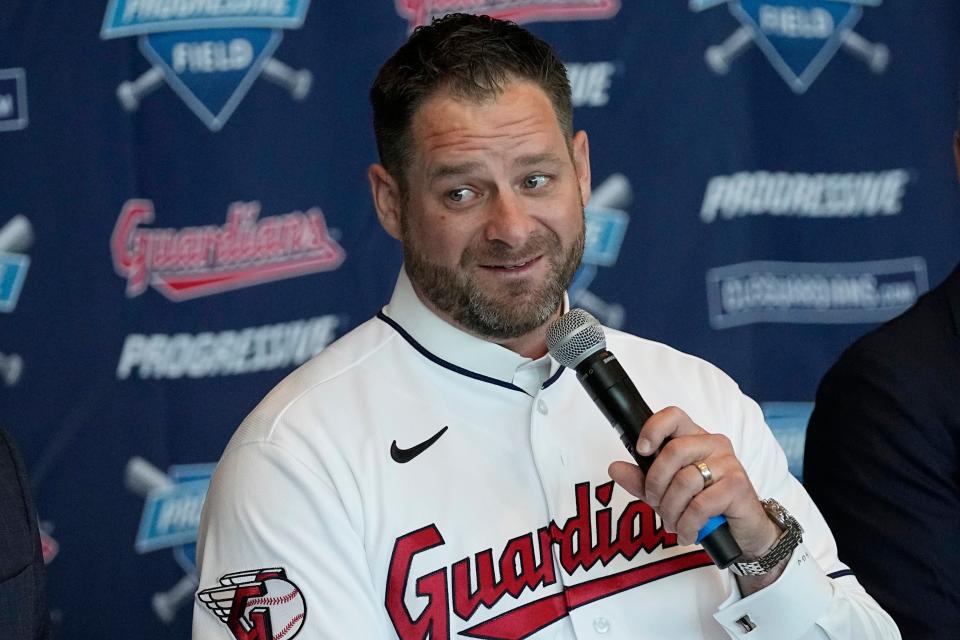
<box><xmin>471</xmin><ymin>270</ymin><xmax>551</xmax><ymax>297</ymax></box>
<box><xmin>463</xmin><ymin>294</ymin><xmax>562</xmax><ymax>338</ymax></box>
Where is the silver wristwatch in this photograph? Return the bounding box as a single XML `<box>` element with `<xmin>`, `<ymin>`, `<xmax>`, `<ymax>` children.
<box><xmin>730</xmin><ymin>499</ymin><xmax>803</xmax><ymax>576</ymax></box>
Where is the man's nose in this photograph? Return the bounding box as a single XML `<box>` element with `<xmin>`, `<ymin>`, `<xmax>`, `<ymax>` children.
<box><xmin>484</xmin><ymin>190</ymin><xmax>536</xmax><ymax>246</ymax></box>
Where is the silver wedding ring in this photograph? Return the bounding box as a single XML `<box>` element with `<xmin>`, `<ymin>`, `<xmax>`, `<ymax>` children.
<box><xmin>694</xmin><ymin>461</ymin><xmax>715</xmax><ymax>488</ymax></box>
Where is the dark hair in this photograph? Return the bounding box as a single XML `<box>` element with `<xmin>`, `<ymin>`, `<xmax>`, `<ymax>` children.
<box><xmin>370</xmin><ymin>13</ymin><xmax>573</xmax><ymax>191</ymax></box>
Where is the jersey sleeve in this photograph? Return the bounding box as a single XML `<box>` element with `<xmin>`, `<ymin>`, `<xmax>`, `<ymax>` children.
<box><xmin>710</xmin><ymin>380</ymin><xmax>901</xmax><ymax>640</ymax></box>
<box><xmin>191</xmin><ymin>438</ymin><xmax>394</xmax><ymax>639</ymax></box>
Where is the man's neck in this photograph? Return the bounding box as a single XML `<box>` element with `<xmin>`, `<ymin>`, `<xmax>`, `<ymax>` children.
<box><xmin>490</xmin><ymin>322</ymin><xmax>553</xmax><ymax>359</ymax></box>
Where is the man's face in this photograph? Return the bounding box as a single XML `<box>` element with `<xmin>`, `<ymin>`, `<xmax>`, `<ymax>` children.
<box><xmin>392</xmin><ymin>81</ymin><xmax>590</xmax><ymax>341</ymax></box>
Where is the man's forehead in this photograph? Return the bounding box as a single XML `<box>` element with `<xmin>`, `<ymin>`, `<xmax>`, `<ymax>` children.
<box><xmin>407</xmin><ymin>81</ymin><xmax>569</xmax><ymax>169</ymax></box>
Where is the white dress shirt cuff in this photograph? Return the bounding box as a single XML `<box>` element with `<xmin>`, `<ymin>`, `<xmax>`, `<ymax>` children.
<box><xmin>713</xmin><ymin>544</ymin><xmax>832</xmax><ymax>639</ymax></box>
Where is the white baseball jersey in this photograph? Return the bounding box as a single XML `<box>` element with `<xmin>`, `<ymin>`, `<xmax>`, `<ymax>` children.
<box><xmin>192</xmin><ymin>270</ymin><xmax>899</xmax><ymax>640</ymax></box>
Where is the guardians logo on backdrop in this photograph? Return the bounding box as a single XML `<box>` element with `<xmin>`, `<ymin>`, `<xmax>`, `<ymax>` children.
<box><xmin>101</xmin><ymin>0</ymin><xmax>314</xmax><ymax>130</ymax></box>
<box><xmin>110</xmin><ymin>199</ymin><xmax>345</xmax><ymax>301</ymax></box>
<box><xmin>690</xmin><ymin>0</ymin><xmax>888</xmax><ymax>93</ymax></box>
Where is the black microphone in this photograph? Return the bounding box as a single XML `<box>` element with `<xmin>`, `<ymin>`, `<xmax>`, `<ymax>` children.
<box><xmin>546</xmin><ymin>308</ymin><xmax>742</xmax><ymax>569</ymax></box>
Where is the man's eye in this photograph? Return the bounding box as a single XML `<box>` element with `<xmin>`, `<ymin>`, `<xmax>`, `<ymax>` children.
<box><xmin>448</xmin><ymin>188</ymin><xmax>477</xmax><ymax>203</ymax></box>
<box><xmin>523</xmin><ymin>175</ymin><xmax>550</xmax><ymax>189</ymax></box>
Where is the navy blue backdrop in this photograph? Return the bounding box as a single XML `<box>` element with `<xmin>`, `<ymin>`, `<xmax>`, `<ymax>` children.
<box><xmin>1</xmin><ymin>1</ymin><xmax>958</xmax><ymax>637</ymax></box>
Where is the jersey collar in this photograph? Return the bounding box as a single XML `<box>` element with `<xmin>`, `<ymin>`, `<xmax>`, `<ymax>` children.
<box><xmin>379</xmin><ymin>269</ymin><xmax>564</xmax><ymax>395</ymax></box>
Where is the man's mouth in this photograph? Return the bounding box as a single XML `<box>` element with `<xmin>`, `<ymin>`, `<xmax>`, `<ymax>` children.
<box><xmin>481</xmin><ymin>255</ymin><xmax>542</xmax><ymax>271</ymax></box>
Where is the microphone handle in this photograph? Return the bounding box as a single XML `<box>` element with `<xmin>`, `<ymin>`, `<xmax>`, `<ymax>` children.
<box><xmin>575</xmin><ymin>350</ymin><xmax>742</xmax><ymax>569</ymax></box>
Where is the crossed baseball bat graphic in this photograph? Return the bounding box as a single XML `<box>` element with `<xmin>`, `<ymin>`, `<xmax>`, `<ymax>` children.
<box><xmin>116</xmin><ymin>57</ymin><xmax>312</xmax><ymax>111</ymax></box>
<box><xmin>704</xmin><ymin>23</ymin><xmax>888</xmax><ymax>75</ymax></box>
<box><xmin>689</xmin><ymin>0</ymin><xmax>888</xmax><ymax>76</ymax></box>
<box><xmin>126</xmin><ymin>457</ymin><xmax>200</xmax><ymax>624</ymax></box>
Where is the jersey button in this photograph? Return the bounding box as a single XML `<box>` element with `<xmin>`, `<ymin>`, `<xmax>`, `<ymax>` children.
<box><xmin>536</xmin><ymin>399</ymin><xmax>548</xmax><ymax>415</ymax></box>
<box><xmin>592</xmin><ymin>617</ymin><xmax>610</xmax><ymax>634</ymax></box>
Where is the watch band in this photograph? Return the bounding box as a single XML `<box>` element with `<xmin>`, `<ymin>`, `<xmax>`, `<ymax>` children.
<box><xmin>730</xmin><ymin>499</ymin><xmax>803</xmax><ymax>577</ymax></box>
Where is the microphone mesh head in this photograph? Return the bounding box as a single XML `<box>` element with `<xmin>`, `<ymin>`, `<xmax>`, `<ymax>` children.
<box><xmin>546</xmin><ymin>308</ymin><xmax>606</xmax><ymax>368</ymax></box>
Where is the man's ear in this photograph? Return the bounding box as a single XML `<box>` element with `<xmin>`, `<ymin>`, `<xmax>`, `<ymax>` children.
<box><xmin>572</xmin><ymin>130</ymin><xmax>592</xmax><ymax>207</ymax></box>
<box><xmin>368</xmin><ymin>164</ymin><xmax>403</xmax><ymax>240</ymax></box>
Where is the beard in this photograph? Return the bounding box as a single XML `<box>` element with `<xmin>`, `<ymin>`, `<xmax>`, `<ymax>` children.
<box><xmin>401</xmin><ymin>209</ymin><xmax>585</xmax><ymax>341</ymax></box>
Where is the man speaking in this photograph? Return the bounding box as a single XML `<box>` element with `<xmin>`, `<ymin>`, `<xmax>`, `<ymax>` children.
<box><xmin>193</xmin><ymin>13</ymin><xmax>898</xmax><ymax>639</ymax></box>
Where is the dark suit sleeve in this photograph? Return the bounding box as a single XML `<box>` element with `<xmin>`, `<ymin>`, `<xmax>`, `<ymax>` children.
<box><xmin>0</xmin><ymin>428</ymin><xmax>50</xmax><ymax>640</ymax></box>
<box><xmin>804</xmin><ymin>344</ymin><xmax>960</xmax><ymax>639</ymax></box>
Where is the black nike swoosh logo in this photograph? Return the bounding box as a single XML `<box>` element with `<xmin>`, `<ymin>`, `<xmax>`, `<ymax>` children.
<box><xmin>390</xmin><ymin>426</ymin><xmax>449</xmax><ymax>464</ymax></box>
